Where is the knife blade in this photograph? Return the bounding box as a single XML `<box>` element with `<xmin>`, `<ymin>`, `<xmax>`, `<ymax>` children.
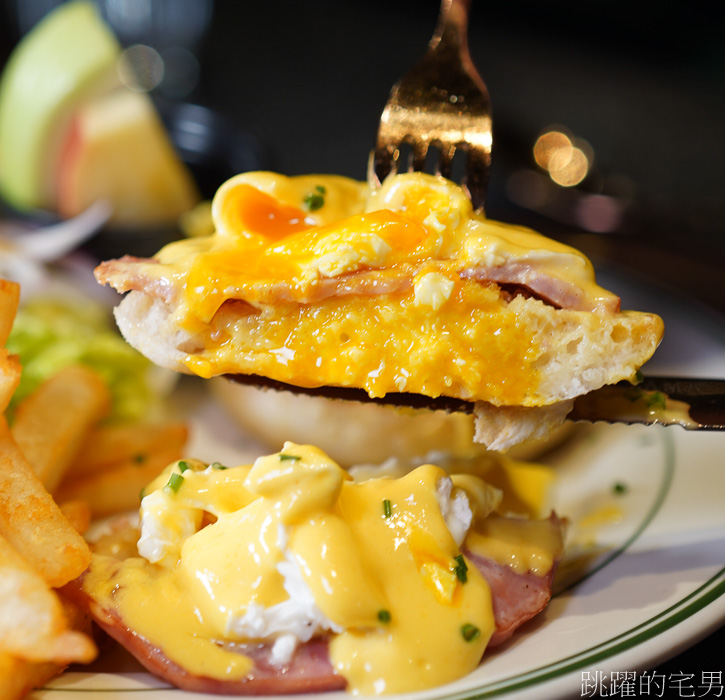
<box><xmin>566</xmin><ymin>376</ymin><xmax>725</xmax><ymax>430</ymax></box>
<box><xmin>226</xmin><ymin>374</ymin><xmax>725</xmax><ymax>431</ymax></box>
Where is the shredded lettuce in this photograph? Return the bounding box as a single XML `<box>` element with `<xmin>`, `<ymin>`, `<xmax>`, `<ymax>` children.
<box><xmin>6</xmin><ymin>297</ymin><xmax>169</xmax><ymax>421</ymax></box>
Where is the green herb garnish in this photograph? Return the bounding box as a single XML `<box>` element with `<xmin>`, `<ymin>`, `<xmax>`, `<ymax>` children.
<box><xmin>453</xmin><ymin>554</ymin><xmax>468</xmax><ymax>583</ymax></box>
<box><xmin>634</xmin><ymin>369</ymin><xmax>644</xmax><ymax>384</ymax></box>
<box><xmin>383</xmin><ymin>499</ymin><xmax>392</xmax><ymax>518</ymax></box>
<box><xmin>461</xmin><ymin>623</ymin><xmax>480</xmax><ymax>642</ymax></box>
<box><xmin>303</xmin><ymin>185</ymin><xmax>326</xmax><ymax>211</ymax></box>
<box><xmin>378</xmin><ymin>609</ymin><xmax>391</xmax><ymax>623</ymax></box>
<box><xmin>211</xmin><ymin>461</ymin><xmax>228</xmax><ymax>470</ymax></box>
<box><xmin>165</xmin><ymin>472</ymin><xmax>185</xmax><ymax>493</ymax></box>
<box><xmin>646</xmin><ymin>391</ymin><xmax>667</xmax><ymax>410</ymax></box>
<box><xmin>279</xmin><ymin>454</ymin><xmax>301</xmax><ymax>462</ymax></box>
<box><xmin>613</xmin><ymin>481</ymin><xmax>628</xmax><ymax>495</ymax></box>
<box><xmin>133</xmin><ymin>453</ymin><xmax>146</xmax><ymax>465</ymax></box>
<box><xmin>178</xmin><ymin>460</ymin><xmax>190</xmax><ymax>473</ymax></box>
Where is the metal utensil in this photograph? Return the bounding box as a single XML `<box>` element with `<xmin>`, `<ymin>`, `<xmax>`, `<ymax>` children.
<box><xmin>567</xmin><ymin>376</ymin><xmax>725</xmax><ymax>430</ymax></box>
<box><xmin>226</xmin><ymin>374</ymin><xmax>725</xmax><ymax>431</ymax></box>
<box><xmin>371</xmin><ymin>0</ymin><xmax>492</xmax><ymax>211</ymax></box>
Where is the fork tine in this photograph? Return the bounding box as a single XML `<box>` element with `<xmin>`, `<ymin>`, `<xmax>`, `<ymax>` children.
<box><xmin>372</xmin><ymin>0</ymin><xmax>491</xmax><ymax>208</ymax></box>
<box><xmin>408</xmin><ymin>140</ymin><xmax>428</xmax><ymax>174</ymax></box>
<box><xmin>436</xmin><ymin>143</ymin><xmax>456</xmax><ymax>180</ymax></box>
<box><xmin>372</xmin><ymin>102</ymin><xmax>402</xmax><ymax>184</ymax></box>
<box><xmin>463</xmin><ymin>146</ymin><xmax>489</xmax><ymax>211</ymax></box>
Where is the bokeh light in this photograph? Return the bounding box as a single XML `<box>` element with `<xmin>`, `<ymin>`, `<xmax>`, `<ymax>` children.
<box><xmin>117</xmin><ymin>44</ymin><xmax>164</xmax><ymax>92</ymax></box>
<box><xmin>534</xmin><ymin>128</ymin><xmax>592</xmax><ymax>188</ymax></box>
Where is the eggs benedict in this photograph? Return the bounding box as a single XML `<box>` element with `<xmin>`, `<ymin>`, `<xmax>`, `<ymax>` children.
<box><xmin>70</xmin><ymin>442</ymin><xmax>564</xmax><ymax>694</ymax></box>
<box><xmin>94</xmin><ymin>171</ymin><xmax>663</xmax><ymax>451</ymax></box>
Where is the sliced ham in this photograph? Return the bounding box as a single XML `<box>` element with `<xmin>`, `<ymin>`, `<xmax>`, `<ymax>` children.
<box><xmin>95</xmin><ymin>255</ymin><xmax>614</xmax><ymax>312</ymax></box>
<box><xmin>460</xmin><ymin>263</ymin><xmax>620</xmax><ymax>313</ymax></box>
<box><xmin>268</xmin><ymin>268</ymin><xmax>412</xmax><ymax>304</ymax></box>
<box><xmin>95</xmin><ymin>256</ymin><xmax>178</xmax><ymax>305</ymax></box>
<box><xmin>66</xmin><ymin>513</ymin><xmax>563</xmax><ymax>695</ymax></box>
<box><xmin>467</xmin><ymin>551</ymin><xmax>557</xmax><ymax>647</ymax></box>
<box><xmin>95</xmin><ymin>257</ymin><xmax>411</xmax><ymax>307</ymax></box>
<box><xmin>86</xmin><ymin>598</ymin><xmax>345</xmax><ymax>695</ymax></box>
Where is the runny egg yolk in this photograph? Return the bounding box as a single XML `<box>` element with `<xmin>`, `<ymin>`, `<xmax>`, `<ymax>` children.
<box><xmin>217</xmin><ymin>183</ymin><xmax>313</xmax><ymax>241</ymax></box>
<box><xmin>83</xmin><ymin>444</ymin><xmax>508</xmax><ymax>694</ymax></box>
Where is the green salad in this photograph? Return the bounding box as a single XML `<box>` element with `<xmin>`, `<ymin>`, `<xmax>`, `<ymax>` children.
<box><xmin>6</xmin><ymin>297</ymin><xmax>170</xmax><ymax>421</ymax></box>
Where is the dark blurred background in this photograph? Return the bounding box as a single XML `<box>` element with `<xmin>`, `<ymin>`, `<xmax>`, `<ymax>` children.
<box><xmin>1</xmin><ymin>1</ymin><xmax>724</xmax><ymax>314</ymax></box>
<box><xmin>1</xmin><ymin>0</ymin><xmax>724</xmax><ymax>684</ymax></box>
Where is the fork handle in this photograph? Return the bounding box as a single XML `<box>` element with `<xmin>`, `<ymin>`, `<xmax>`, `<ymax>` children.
<box><xmin>428</xmin><ymin>0</ymin><xmax>488</xmax><ymax>119</ymax></box>
<box><xmin>431</xmin><ymin>0</ymin><xmax>472</xmax><ymax>55</ymax></box>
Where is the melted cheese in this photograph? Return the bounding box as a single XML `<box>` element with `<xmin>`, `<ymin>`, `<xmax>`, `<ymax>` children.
<box><xmin>81</xmin><ymin>443</ymin><xmax>562</xmax><ymax>694</ymax></box>
<box><xmin>144</xmin><ymin>172</ymin><xmax>621</xmax><ymax>404</ymax></box>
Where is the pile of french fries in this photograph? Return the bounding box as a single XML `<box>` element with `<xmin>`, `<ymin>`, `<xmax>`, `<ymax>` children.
<box><xmin>0</xmin><ymin>279</ymin><xmax>188</xmax><ymax>698</ymax></box>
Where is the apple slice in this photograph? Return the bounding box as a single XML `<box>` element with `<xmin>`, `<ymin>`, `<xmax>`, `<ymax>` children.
<box><xmin>0</xmin><ymin>1</ymin><xmax>121</xmax><ymax>212</ymax></box>
<box><xmin>56</xmin><ymin>89</ymin><xmax>199</xmax><ymax>227</ymax></box>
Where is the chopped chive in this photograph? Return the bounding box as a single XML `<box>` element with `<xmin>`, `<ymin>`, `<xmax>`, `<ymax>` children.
<box><xmin>303</xmin><ymin>190</ymin><xmax>325</xmax><ymax>211</ymax></box>
<box><xmin>133</xmin><ymin>453</ymin><xmax>146</xmax><ymax>464</ymax></box>
<box><xmin>315</xmin><ymin>185</ymin><xmax>327</xmax><ymax>194</ymax></box>
<box><xmin>383</xmin><ymin>499</ymin><xmax>392</xmax><ymax>518</ymax></box>
<box><xmin>377</xmin><ymin>609</ymin><xmax>391</xmax><ymax>623</ymax></box>
<box><xmin>613</xmin><ymin>481</ymin><xmax>628</xmax><ymax>495</ymax></box>
<box><xmin>139</xmin><ymin>487</ymin><xmax>146</xmax><ymax>500</ymax></box>
<box><xmin>165</xmin><ymin>472</ymin><xmax>185</xmax><ymax>493</ymax></box>
<box><xmin>211</xmin><ymin>461</ymin><xmax>228</xmax><ymax>470</ymax></box>
<box><xmin>646</xmin><ymin>391</ymin><xmax>667</xmax><ymax>410</ymax></box>
<box><xmin>461</xmin><ymin>623</ymin><xmax>480</xmax><ymax>642</ymax></box>
<box><xmin>634</xmin><ymin>369</ymin><xmax>644</xmax><ymax>384</ymax></box>
<box><xmin>279</xmin><ymin>454</ymin><xmax>301</xmax><ymax>462</ymax></box>
<box><xmin>453</xmin><ymin>554</ymin><xmax>468</xmax><ymax>583</ymax></box>
<box><xmin>178</xmin><ymin>460</ymin><xmax>190</xmax><ymax>473</ymax></box>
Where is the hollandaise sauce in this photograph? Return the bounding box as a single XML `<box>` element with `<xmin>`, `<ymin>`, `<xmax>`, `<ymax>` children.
<box><xmin>82</xmin><ymin>443</ymin><xmax>561</xmax><ymax>694</ymax></box>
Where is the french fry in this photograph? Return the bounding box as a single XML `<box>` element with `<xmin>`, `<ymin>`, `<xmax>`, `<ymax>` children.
<box><xmin>0</xmin><ymin>579</ymin><xmax>98</xmax><ymax>699</ymax></box>
<box><xmin>70</xmin><ymin>420</ymin><xmax>189</xmax><ymax>478</ymax></box>
<box><xmin>0</xmin><ymin>351</ymin><xmax>21</xmax><ymax>415</ymax></box>
<box><xmin>0</xmin><ymin>282</ymin><xmax>109</xmax><ymax>697</ymax></box>
<box><xmin>0</xmin><ymin>652</ymin><xmax>62</xmax><ymax>700</ymax></box>
<box><xmin>57</xmin><ymin>587</ymin><xmax>95</xmax><ymax>640</ymax></box>
<box><xmin>0</xmin><ymin>280</ymin><xmax>21</xmax><ymax>413</ymax></box>
<box><xmin>11</xmin><ymin>365</ymin><xmax>111</xmax><ymax>493</ymax></box>
<box><xmin>0</xmin><ymin>279</ymin><xmax>20</xmax><ymax>346</ymax></box>
<box><xmin>59</xmin><ymin>499</ymin><xmax>93</xmax><ymax>535</ymax></box>
<box><xmin>0</xmin><ymin>416</ymin><xmax>91</xmax><ymax>588</ymax></box>
<box><xmin>55</xmin><ymin>446</ymin><xmax>184</xmax><ymax>518</ymax></box>
<box><xmin>0</xmin><ymin>591</ymin><xmax>94</xmax><ymax>699</ymax></box>
<box><xmin>0</xmin><ymin>533</ymin><xmax>97</xmax><ymax>664</ymax></box>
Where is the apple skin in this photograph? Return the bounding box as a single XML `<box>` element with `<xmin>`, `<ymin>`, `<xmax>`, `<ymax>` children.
<box><xmin>56</xmin><ymin>89</ymin><xmax>199</xmax><ymax>227</ymax></box>
<box><xmin>0</xmin><ymin>1</ymin><xmax>122</xmax><ymax>212</ymax></box>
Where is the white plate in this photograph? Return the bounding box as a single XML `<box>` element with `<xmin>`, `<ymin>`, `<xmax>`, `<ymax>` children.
<box><xmin>31</xmin><ymin>271</ymin><xmax>725</xmax><ymax>700</ymax></box>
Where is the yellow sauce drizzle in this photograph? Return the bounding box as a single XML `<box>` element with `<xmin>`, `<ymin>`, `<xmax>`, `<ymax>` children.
<box><xmin>82</xmin><ymin>444</ymin><xmax>563</xmax><ymax>694</ymax></box>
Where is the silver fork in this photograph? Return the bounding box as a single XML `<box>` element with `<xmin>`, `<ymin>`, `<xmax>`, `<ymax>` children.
<box><xmin>371</xmin><ymin>0</ymin><xmax>492</xmax><ymax>211</ymax></box>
